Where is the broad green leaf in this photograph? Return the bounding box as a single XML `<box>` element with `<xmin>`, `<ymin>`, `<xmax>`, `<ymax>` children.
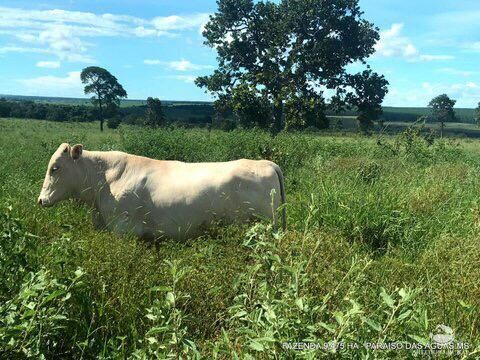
<box><xmin>249</xmin><ymin>340</ymin><xmax>264</xmax><ymax>351</ymax></box>
<box><xmin>380</xmin><ymin>288</ymin><xmax>395</xmax><ymax>308</ymax></box>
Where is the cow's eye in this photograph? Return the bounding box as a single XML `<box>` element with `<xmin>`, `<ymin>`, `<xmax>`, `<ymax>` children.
<box><xmin>51</xmin><ymin>166</ymin><xmax>60</xmax><ymax>173</ymax></box>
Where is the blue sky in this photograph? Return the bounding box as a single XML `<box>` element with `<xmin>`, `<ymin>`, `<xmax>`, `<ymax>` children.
<box><xmin>0</xmin><ymin>0</ymin><xmax>479</xmax><ymax>107</ymax></box>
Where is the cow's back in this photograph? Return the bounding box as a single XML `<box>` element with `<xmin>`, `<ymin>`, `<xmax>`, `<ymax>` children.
<box><xmin>128</xmin><ymin>158</ymin><xmax>282</xmax><ymax>239</ymax></box>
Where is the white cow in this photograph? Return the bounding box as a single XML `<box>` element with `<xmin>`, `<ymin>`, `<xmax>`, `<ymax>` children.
<box><xmin>38</xmin><ymin>143</ymin><xmax>286</xmax><ymax>240</ymax></box>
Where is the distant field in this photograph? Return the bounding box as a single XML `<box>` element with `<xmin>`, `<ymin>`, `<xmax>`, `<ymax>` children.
<box><xmin>383</xmin><ymin>106</ymin><xmax>476</xmax><ymax>123</ymax></box>
<box><xmin>1</xmin><ymin>118</ymin><xmax>480</xmax><ymax>358</ymax></box>
<box><xmin>0</xmin><ymin>94</ymin><xmax>211</xmax><ymax>107</ymax></box>
<box><xmin>329</xmin><ymin>116</ymin><xmax>480</xmax><ymax>137</ymax></box>
<box><xmin>2</xmin><ymin>94</ymin><xmax>476</xmax><ymax>123</ymax></box>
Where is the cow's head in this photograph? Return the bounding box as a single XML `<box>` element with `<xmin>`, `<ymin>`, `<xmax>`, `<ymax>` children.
<box><xmin>38</xmin><ymin>143</ymin><xmax>83</xmax><ymax>207</ymax></box>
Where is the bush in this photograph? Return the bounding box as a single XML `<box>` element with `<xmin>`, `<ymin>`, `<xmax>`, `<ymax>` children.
<box><xmin>0</xmin><ymin>268</ymin><xmax>85</xmax><ymax>358</ymax></box>
<box><xmin>219</xmin><ymin>119</ymin><xmax>236</xmax><ymax>131</ymax></box>
<box><xmin>107</xmin><ymin>116</ymin><xmax>122</xmax><ymax>129</ymax></box>
<box><xmin>0</xmin><ymin>206</ymin><xmax>37</xmax><ymax>299</ymax></box>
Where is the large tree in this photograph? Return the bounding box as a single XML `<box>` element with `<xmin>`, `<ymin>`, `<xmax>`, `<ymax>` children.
<box><xmin>347</xmin><ymin>68</ymin><xmax>389</xmax><ymax>132</ymax></box>
<box><xmin>196</xmin><ymin>0</ymin><xmax>388</xmax><ymax>132</ymax></box>
<box><xmin>80</xmin><ymin>66</ymin><xmax>127</xmax><ymax>131</ymax></box>
<box><xmin>428</xmin><ymin>94</ymin><xmax>456</xmax><ymax>138</ymax></box>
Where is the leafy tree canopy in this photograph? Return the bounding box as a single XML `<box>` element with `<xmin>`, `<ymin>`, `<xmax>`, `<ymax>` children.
<box><xmin>81</xmin><ymin>66</ymin><xmax>127</xmax><ymax>131</ymax></box>
<box><xmin>428</xmin><ymin>94</ymin><xmax>456</xmax><ymax>122</ymax></box>
<box><xmin>144</xmin><ymin>97</ymin><xmax>166</xmax><ymax>128</ymax></box>
<box><xmin>196</xmin><ymin>0</ymin><xmax>388</xmax><ymax>132</ymax></box>
<box><xmin>347</xmin><ymin>69</ymin><xmax>389</xmax><ymax>131</ymax></box>
<box><xmin>428</xmin><ymin>94</ymin><xmax>456</xmax><ymax>138</ymax></box>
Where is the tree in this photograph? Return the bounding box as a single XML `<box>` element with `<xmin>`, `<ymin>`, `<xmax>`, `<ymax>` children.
<box><xmin>80</xmin><ymin>66</ymin><xmax>127</xmax><ymax>131</ymax></box>
<box><xmin>46</xmin><ymin>106</ymin><xmax>67</xmax><ymax>122</ymax></box>
<box><xmin>229</xmin><ymin>84</ymin><xmax>271</xmax><ymax>128</ymax></box>
<box><xmin>428</xmin><ymin>94</ymin><xmax>456</xmax><ymax>138</ymax></box>
<box><xmin>0</xmin><ymin>98</ymin><xmax>11</xmax><ymax>118</ymax></box>
<box><xmin>107</xmin><ymin>115</ymin><xmax>122</xmax><ymax>129</ymax></box>
<box><xmin>346</xmin><ymin>69</ymin><xmax>389</xmax><ymax>132</ymax></box>
<box><xmin>196</xmin><ymin>0</ymin><xmax>388</xmax><ymax>133</ymax></box>
<box><xmin>144</xmin><ymin>97</ymin><xmax>165</xmax><ymax>127</ymax></box>
<box><xmin>284</xmin><ymin>93</ymin><xmax>328</xmax><ymax>130</ymax></box>
<box><xmin>475</xmin><ymin>102</ymin><xmax>480</xmax><ymax>127</ymax></box>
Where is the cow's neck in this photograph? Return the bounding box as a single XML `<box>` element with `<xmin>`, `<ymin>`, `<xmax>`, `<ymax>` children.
<box><xmin>74</xmin><ymin>150</ymin><xmax>124</xmax><ymax>208</ymax></box>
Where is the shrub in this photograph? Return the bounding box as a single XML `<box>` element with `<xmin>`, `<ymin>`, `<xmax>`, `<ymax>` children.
<box><xmin>107</xmin><ymin>116</ymin><xmax>122</xmax><ymax>129</ymax></box>
<box><xmin>0</xmin><ymin>206</ymin><xmax>37</xmax><ymax>299</ymax></box>
<box><xmin>0</xmin><ymin>268</ymin><xmax>85</xmax><ymax>358</ymax></box>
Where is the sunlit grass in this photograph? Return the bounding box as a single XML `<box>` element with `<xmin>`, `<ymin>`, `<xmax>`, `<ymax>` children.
<box><xmin>1</xmin><ymin>118</ymin><xmax>480</xmax><ymax>358</ymax></box>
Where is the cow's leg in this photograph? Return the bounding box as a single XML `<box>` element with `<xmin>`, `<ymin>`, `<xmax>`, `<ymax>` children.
<box><xmin>110</xmin><ymin>211</ymin><xmax>130</xmax><ymax>234</ymax></box>
<box><xmin>109</xmin><ymin>211</ymin><xmax>146</xmax><ymax>238</ymax></box>
<box><xmin>92</xmin><ymin>209</ymin><xmax>106</xmax><ymax>230</ymax></box>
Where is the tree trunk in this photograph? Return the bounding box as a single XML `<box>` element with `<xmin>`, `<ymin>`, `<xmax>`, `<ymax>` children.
<box><xmin>98</xmin><ymin>100</ymin><xmax>104</xmax><ymax>132</ymax></box>
<box><xmin>272</xmin><ymin>99</ymin><xmax>284</xmax><ymax>135</ymax></box>
<box><xmin>440</xmin><ymin>121</ymin><xmax>444</xmax><ymax>138</ymax></box>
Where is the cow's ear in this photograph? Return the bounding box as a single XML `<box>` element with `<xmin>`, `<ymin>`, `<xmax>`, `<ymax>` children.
<box><xmin>71</xmin><ymin>144</ymin><xmax>83</xmax><ymax>160</ymax></box>
<box><xmin>61</xmin><ymin>143</ymin><xmax>71</xmax><ymax>154</ymax></box>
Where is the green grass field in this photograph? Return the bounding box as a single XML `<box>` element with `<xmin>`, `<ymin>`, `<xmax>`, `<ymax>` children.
<box><xmin>1</xmin><ymin>118</ymin><xmax>480</xmax><ymax>358</ymax></box>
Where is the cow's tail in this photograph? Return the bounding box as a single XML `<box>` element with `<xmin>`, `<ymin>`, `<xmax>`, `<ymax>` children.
<box><xmin>272</xmin><ymin>163</ymin><xmax>286</xmax><ymax>231</ymax></box>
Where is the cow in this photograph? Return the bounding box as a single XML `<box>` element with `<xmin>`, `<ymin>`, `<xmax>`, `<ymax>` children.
<box><xmin>37</xmin><ymin>143</ymin><xmax>286</xmax><ymax>240</ymax></box>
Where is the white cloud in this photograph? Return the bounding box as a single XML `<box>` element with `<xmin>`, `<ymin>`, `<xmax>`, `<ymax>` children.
<box><xmin>374</xmin><ymin>24</ymin><xmax>418</xmax><ymax>58</ymax></box>
<box><xmin>18</xmin><ymin>24</ymin><xmax>94</xmax><ymax>63</ymax></box>
<box><xmin>0</xmin><ymin>6</ymin><xmax>210</xmax><ymax>63</ymax></box>
<box><xmin>0</xmin><ymin>46</ymin><xmax>50</xmax><ymax>55</ymax></box>
<box><xmin>17</xmin><ymin>71</ymin><xmax>84</xmax><ymax>97</ymax></box>
<box><xmin>417</xmin><ymin>55</ymin><xmax>454</xmax><ymax>62</ymax></box>
<box><xmin>152</xmin><ymin>14</ymin><xmax>209</xmax><ymax>32</ymax></box>
<box><xmin>144</xmin><ymin>58</ymin><xmax>213</xmax><ymax>71</ymax></box>
<box><xmin>170</xmin><ymin>59</ymin><xmax>199</xmax><ymax>71</ymax></box>
<box><xmin>133</xmin><ymin>26</ymin><xmax>159</xmax><ymax>37</ymax></box>
<box><xmin>374</xmin><ymin>23</ymin><xmax>453</xmax><ymax>62</ymax></box>
<box><xmin>168</xmin><ymin>59</ymin><xmax>213</xmax><ymax>71</ymax></box>
<box><xmin>169</xmin><ymin>75</ymin><xmax>197</xmax><ymax>83</ymax></box>
<box><xmin>36</xmin><ymin>60</ymin><xmax>61</xmax><ymax>68</ymax></box>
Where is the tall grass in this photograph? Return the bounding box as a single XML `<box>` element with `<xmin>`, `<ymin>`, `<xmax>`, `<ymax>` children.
<box><xmin>1</xmin><ymin>118</ymin><xmax>479</xmax><ymax>358</ymax></box>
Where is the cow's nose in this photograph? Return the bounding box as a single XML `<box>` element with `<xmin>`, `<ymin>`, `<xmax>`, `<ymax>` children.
<box><xmin>37</xmin><ymin>198</ymin><xmax>43</xmax><ymax>206</ymax></box>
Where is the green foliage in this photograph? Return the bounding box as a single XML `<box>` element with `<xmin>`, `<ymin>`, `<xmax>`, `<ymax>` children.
<box><xmin>1</xmin><ymin>119</ymin><xmax>480</xmax><ymax>358</ymax></box>
<box><xmin>132</xmin><ymin>260</ymin><xmax>200</xmax><ymax>359</ymax></box>
<box><xmin>206</xmin><ymin>224</ymin><xmax>430</xmax><ymax>358</ymax></box>
<box><xmin>144</xmin><ymin>97</ymin><xmax>165</xmax><ymax>128</ymax></box>
<box><xmin>81</xmin><ymin>66</ymin><xmax>128</xmax><ymax>131</ymax></box>
<box><xmin>0</xmin><ymin>268</ymin><xmax>85</xmax><ymax>358</ymax></box>
<box><xmin>346</xmin><ymin>69</ymin><xmax>389</xmax><ymax>132</ymax></box>
<box><xmin>0</xmin><ymin>98</ymin><xmax>11</xmax><ymax>117</ymax></box>
<box><xmin>106</xmin><ymin>115</ymin><xmax>122</xmax><ymax>129</ymax></box>
<box><xmin>428</xmin><ymin>94</ymin><xmax>456</xmax><ymax>138</ymax></box>
<box><xmin>197</xmin><ymin>0</ymin><xmax>387</xmax><ymax>131</ymax></box>
<box><xmin>230</xmin><ymin>84</ymin><xmax>272</xmax><ymax>129</ymax></box>
<box><xmin>284</xmin><ymin>94</ymin><xmax>328</xmax><ymax>130</ymax></box>
<box><xmin>0</xmin><ymin>206</ymin><xmax>37</xmax><ymax>300</ymax></box>
<box><xmin>475</xmin><ymin>102</ymin><xmax>480</xmax><ymax>127</ymax></box>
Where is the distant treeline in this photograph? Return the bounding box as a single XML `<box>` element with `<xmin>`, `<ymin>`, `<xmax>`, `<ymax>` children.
<box><xmin>0</xmin><ymin>97</ymin><xmax>476</xmax><ymax>126</ymax></box>
<box><xmin>0</xmin><ymin>98</ymin><xmax>213</xmax><ymax>126</ymax></box>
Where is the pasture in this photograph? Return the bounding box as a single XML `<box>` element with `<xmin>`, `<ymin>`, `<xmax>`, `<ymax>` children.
<box><xmin>1</xmin><ymin>118</ymin><xmax>480</xmax><ymax>358</ymax></box>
